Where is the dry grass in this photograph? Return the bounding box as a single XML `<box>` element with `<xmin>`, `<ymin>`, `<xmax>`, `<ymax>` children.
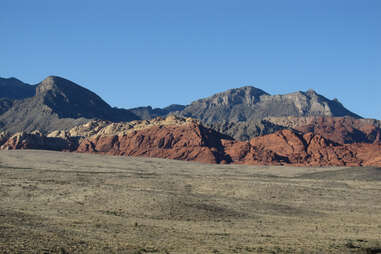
<box><xmin>0</xmin><ymin>150</ymin><xmax>380</xmax><ymax>253</ymax></box>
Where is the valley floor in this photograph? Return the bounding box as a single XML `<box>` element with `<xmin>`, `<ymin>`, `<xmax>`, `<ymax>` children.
<box><xmin>0</xmin><ymin>150</ymin><xmax>380</xmax><ymax>253</ymax></box>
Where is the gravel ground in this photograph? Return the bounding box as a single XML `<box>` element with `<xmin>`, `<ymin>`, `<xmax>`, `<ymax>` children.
<box><xmin>0</xmin><ymin>150</ymin><xmax>380</xmax><ymax>253</ymax></box>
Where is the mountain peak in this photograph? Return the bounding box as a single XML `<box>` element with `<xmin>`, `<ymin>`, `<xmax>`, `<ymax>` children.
<box><xmin>203</xmin><ymin>86</ymin><xmax>269</xmax><ymax>107</ymax></box>
<box><xmin>231</xmin><ymin>85</ymin><xmax>269</xmax><ymax>96</ymax></box>
<box><xmin>306</xmin><ymin>88</ymin><xmax>317</xmax><ymax>95</ymax></box>
<box><xmin>36</xmin><ymin>75</ymin><xmax>76</xmax><ymax>96</ymax></box>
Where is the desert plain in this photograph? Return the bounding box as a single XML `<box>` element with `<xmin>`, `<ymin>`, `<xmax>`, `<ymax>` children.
<box><xmin>0</xmin><ymin>150</ymin><xmax>380</xmax><ymax>253</ymax></box>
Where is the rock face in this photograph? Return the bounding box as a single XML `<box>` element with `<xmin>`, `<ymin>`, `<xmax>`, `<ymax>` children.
<box><xmin>1</xmin><ymin>116</ymin><xmax>379</xmax><ymax>167</ymax></box>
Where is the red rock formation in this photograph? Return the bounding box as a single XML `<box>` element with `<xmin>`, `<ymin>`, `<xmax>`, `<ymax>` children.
<box><xmin>77</xmin><ymin>122</ymin><xmax>232</xmax><ymax>164</ymax></box>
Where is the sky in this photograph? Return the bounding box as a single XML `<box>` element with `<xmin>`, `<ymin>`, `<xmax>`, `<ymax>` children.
<box><xmin>1</xmin><ymin>0</ymin><xmax>380</xmax><ymax>119</ymax></box>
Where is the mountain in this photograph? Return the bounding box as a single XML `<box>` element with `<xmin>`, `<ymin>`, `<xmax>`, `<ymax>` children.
<box><xmin>34</xmin><ymin>76</ymin><xmax>139</xmax><ymax>121</ymax></box>
<box><xmin>177</xmin><ymin>86</ymin><xmax>361</xmax><ymax>125</ymax></box>
<box><xmin>0</xmin><ymin>75</ymin><xmax>371</xmax><ymax>142</ymax></box>
<box><xmin>0</xmin><ymin>77</ymin><xmax>36</xmax><ymax>100</ymax></box>
<box><xmin>1</xmin><ymin>75</ymin><xmax>380</xmax><ymax>167</ymax></box>
<box><xmin>0</xmin><ymin>76</ymin><xmax>138</xmax><ymax>134</ymax></box>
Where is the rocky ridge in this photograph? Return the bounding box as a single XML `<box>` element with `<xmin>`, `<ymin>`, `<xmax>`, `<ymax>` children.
<box><xmin>176</xmin><ymin>87</ymin><xmax>361</xmax><ymax>124</ymax></box>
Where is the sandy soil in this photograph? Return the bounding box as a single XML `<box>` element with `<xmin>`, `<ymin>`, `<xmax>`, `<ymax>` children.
<box><xmin>0</xmin><ymin>150</ymin><xmax>380</xmax><ymax>253</ymax></box>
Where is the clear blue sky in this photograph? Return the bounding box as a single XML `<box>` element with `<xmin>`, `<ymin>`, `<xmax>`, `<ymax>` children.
<box><xmin>1</xmin><ymin>0</ymin><xmax>380</xmax><ymax>119</ymax></box>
